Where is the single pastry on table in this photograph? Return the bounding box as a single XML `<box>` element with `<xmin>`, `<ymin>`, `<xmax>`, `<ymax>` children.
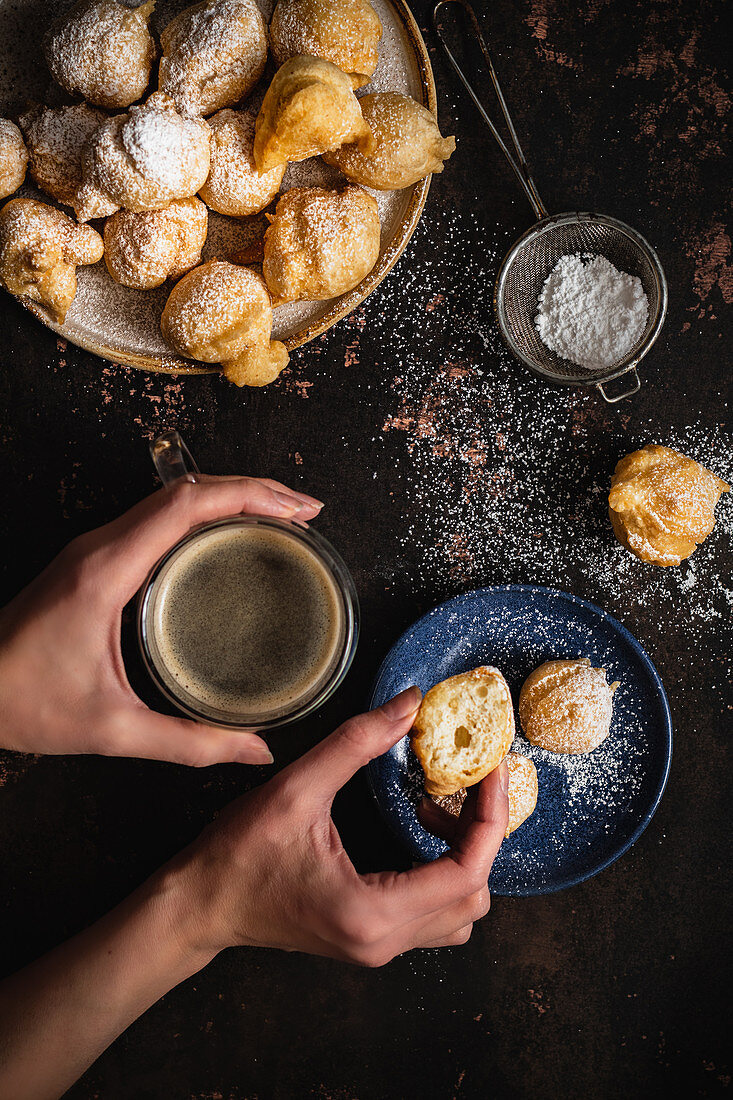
<box><xmin>0</xmin><ymin>120</ymin><xmax>28</xmax><ymax>200</ymax></box>
<box><xmin>43</xmin><ymin>0</ymin><xmax>157</xmax><ymax>110</ymax></box>
<box><xmin>269</xmin><ymin>0</ymin><xmax>383</xmax><ymax>89</ymax></box>
<box><xmin>200</xmin><ymin>110</ymin><xmax>285</xmax><ymax>216</ymax></box>
<box><xmin>253</xmin><ymin>56</ymin><xmax>374</xmax><ymax>173</ymax></box>
<box><xmin>410</xmin><ymin>666</ymin><xmax>515</xmax><ymax>798</ymax></box>
<box><xmin>608</xmin><ymin>444</ymin><xmax>729</xmax><ymax>567</ymax></box>
<box><xmin>76</xmin><ymin>93</ymin><xmax>211</xmax><ymax>222</ymax></box>
<box><xmin>19</xmin><ymin>104</ymin><xmax>107</xmax><ymax>217</ymax></box>
<box><xmin>158</xmin><ymin>0</ymin><xmax>268</xmax><ymax>118</ymax></box>
<box><xmin>160</xmin><ymin>259</ymin><xmax>289</xmax><ymax>387</ymax></box>
<box><xmin>432</xmin><ymin>752</ymin><xmax>538</xmax><ymax>838</ymax></box>
<box><xmin>263</xmin><ymin>185</ymin><xmax>380</xmax><ymax>304</ymax></box>
<box><xmin>324</xmin><ymin>92</ymin><xmax>456</xmax><ymax>190</ymax></box>
<box><xmin>104</xmin><ymin>198</ymin><xmax>208</xmax><ymax>289</ymax></box>
<box><xmin>519</xmin><ymin>659</ymin><xmax>619</xmax><ymax>756</ymax></box>
<box><xmin>0</xmin><ymin>197</ymin><xmax>103</xmax><ymax>324</ymax></box>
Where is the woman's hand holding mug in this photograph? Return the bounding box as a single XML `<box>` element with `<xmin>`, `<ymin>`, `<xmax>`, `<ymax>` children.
<box><xmin>0</xmin><ymin>475</ymin><xmax>323</xmax><ymax>766</ymax></box>
<box><xmin>0</xmin><ymin>436</ymin><xmax>510</xmax><ymax>1100</ymax></box>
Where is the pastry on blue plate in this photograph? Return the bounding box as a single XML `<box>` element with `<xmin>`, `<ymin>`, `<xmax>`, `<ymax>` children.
<box><xmin>520</xmin><ymin>659</ymin><xmax>618</xmax><ymax>755</ymax></box>
<box><xmin>410</xmin><ymin>666</ymin><xmax>514</xmax><ymax>798</ymax></box>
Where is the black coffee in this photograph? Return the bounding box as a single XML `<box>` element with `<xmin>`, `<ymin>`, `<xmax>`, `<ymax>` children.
<box><xmin>150</xmin><ymin>525</ymin><xmax>344</xmax><ymax>719</ymax></box>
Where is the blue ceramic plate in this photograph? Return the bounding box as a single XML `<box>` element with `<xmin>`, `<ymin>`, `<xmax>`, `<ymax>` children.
<box><xmin>368</xmin><ymin>586</ymin><xmax>672</xmax><ymax>896</ymax></box>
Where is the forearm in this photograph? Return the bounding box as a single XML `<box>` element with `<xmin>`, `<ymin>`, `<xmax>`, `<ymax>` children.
<box><xmin>0</xmin><ymin>619</ymin><xmax>33</xmax><ymax>752</ymax></box>
<box><xmin>0</xmin><ymin>862</ymin><xmax>216</xmax><ymax>1100</ymax></box>
<box><xmin>0</xmin><ymin>589</ymin><xmax>56</xmax><ymax>754</ymax></box>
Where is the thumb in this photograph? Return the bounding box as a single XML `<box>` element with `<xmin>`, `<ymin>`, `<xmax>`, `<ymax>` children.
<box><xmin>294</xmin><ymin>686</ymin><xmax>422</xmax><ymax>804</ymax></box>
<box><xmin>102</xmin><ymin>707</ymin><xmax>275</xmax><ymax>767</ymax></box>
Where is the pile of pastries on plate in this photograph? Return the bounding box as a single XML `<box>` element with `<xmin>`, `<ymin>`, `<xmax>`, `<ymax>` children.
<box><xmin>0</xmin><ymin>0</ymin><xmax>456</xmax><ymax>385</ymax></box>
<box><xmin>410</xmin><ymin>443</ymin><xmax>728</xmax><ymax>830</ymax></box>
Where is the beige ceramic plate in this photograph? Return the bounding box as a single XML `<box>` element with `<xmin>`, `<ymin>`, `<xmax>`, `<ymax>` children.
<box><xmin>0</xmin><ymin>0</ymin><xmax>436</xmax><ymax>374</ymax></box>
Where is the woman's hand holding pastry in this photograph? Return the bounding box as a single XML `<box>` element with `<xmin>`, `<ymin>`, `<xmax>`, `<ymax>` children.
<box><xmin>174</xmin><ymin>689</ymin><xmax>508</xmax><ymax>965</ymax></box>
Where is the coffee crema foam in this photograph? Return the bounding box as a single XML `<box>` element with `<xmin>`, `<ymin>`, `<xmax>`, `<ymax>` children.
<box><xmin>150</xmin><ymin>526</ymin><xmax>344</xmax><ymax>719</ymax></box>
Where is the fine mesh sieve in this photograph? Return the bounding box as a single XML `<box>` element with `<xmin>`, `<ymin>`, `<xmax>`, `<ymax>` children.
<box><xmin>433</xmin><ymin>0</ymin><xmax>668</xmax><ymax>403</ymax></box>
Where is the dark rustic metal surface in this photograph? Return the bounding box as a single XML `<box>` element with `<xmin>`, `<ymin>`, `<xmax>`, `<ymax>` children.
<box><xmin>1</xmin><ymin>1</ymin><xmax>731</xmax><ymax>1097</ymax></box>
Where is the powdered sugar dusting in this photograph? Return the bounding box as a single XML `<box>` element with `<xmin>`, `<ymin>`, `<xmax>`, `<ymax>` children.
<box><xmin>520</xmin><ymin>659</ymin><xmax>618</xmax><ymax>755</ymax></box>
<box><xmin>43</xmin><ymin>0</ymin><xmax>156</xmax><ymax>110</ymax></box>
<box><xmin>202</xmin><ymin>107</ymin><xmax>284</xmax><ymax>216</ymax></box>
<box><xmin>122</xmin><ymin>103</ymin><xmax>209</xmax><ymax>191</ymax></box>
<box><xmin>19</xmin><ymin>103</ymin><xmax>106</xmax><ymax>212</ymax></box>
<box><xmin>270</xmin><ymin>0</ymin><xmax>381</xmax><ymax>83</ymax></box>
<box><xmin>158</xmin><ymin>0</ymin><xmax>267</xmax><ymax>118</ymax></box>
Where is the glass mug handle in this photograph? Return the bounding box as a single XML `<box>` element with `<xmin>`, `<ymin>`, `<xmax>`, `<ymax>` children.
<box><xmin>150</xmin><ymin>430</ymin><xmax>200</xmax><ymax>487</ymax></box>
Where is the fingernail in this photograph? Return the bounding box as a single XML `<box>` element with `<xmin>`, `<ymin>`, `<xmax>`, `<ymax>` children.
<box><xmin>273</xmin><ymin>490</ymin><xmax>304</xmax><ymax>514</ymax></box>
<box><xmin>292</xmin><ymin>491</ymin><xmax>324</xmax><ymax>510</ymax></box>
<box><xmin>498</xmin><ymin>761</ymin><xmax>508</xmax><ymax>793</ymax></box>
<box><xmin>381</xmin><ymin>685</ymin><xmax>422</xmax><ymax>721</ymax></box>
<box><xmin>238</xmin><ymin>744</ymin><xmax>274</xmax><ymax>765</ymax></box>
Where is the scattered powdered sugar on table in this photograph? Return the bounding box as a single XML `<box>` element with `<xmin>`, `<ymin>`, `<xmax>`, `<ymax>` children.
<box><xmin>362</xmin><ymin>206</ymin><xmax>731</xmax><ymax>665</ymax></box>
<box><xmin>535</xmin><ymin>253</ymin><xmax>649</xmax><ymax>370</ymax></box>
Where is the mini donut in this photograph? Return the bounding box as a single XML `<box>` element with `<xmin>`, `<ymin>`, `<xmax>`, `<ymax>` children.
<box><xmin>43</xmin><ymin>0</ymin><xmax>157</xmax><ymax>110</ymax></box>
<box><xmin>519</xmin><ymin>659</ymin><xmax>619</xmax><ymax>756</ymax></box>
<box><xmin>160</xmin><ymin>259</ymin><xmax>289</xmax><ymax>387</ymax></box>
<box><xmin>609</xmin><ymin>444</ymin><xmax>729</xmax><ymax>567</ymax></box>
<box><xmin>19</xmin><ymin>104</ymin><xmax>107</xmax><ymax>217</ymax></box>
<box><xmin>0</xmin><ymin>120</ymin><xmax>28</xmax><ymax>200</ymax></box>
<box><xmin>324</xmin><ymin>92</ymin><xmax>456</xmax><ymax>190</ymax></box>
<box><xmin>76</xmin><ymin>93</ymin><xmax>211</xmax><ymax>221</ymax></box>
<box><xmin>0</xmin><ymin>197</ymin><xmax>103</xmax><ymax>324</ymax></box>
<box><xmin>158</xmin><ymin>0</ymin><xmax>268</xmax><ymax>118</ymax></box>
<box><xmin>270</xmin><ymin>0</ymin><xmax>382</xmax><ymax>89</ymax></box>
<box><xmin>104</xmin><ymin>198</ymin><xmax>208</xmax><ymax>290</ymax></box>
<box><xmin>253</xmin><ymin>56</ymin><xmax>374</xmax><ymax>174</ymax></box>
<box><xmin>263</xmin><ymin>184</ymin><xmax>380</xmax><ymax>305</ymax></box>
<box><xmin>200</xmin><ymin>110</ymin><xmax>285</xmax><ymax>217</ymax></box>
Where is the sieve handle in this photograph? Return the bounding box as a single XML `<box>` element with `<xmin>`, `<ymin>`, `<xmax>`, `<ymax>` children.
<box><xmin>596</xmin><ymin>368</ymin><xmax>641</xmax><ymax>403</ymax></box>
<box><xmin>432</xmin><ymin>0</ymin><xmax>549</xmax><ymax>221</ymax></box>
<box><xmin>150</xmin><ymin>430</ymin><xmax>200</xmax><ymax>486</ymax></box>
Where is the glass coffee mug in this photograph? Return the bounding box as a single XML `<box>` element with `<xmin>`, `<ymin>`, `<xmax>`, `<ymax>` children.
<box><xmin>137</xmin><ymin>431</ymin><xmax>359</xmax><ymax>729</ymax></box>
